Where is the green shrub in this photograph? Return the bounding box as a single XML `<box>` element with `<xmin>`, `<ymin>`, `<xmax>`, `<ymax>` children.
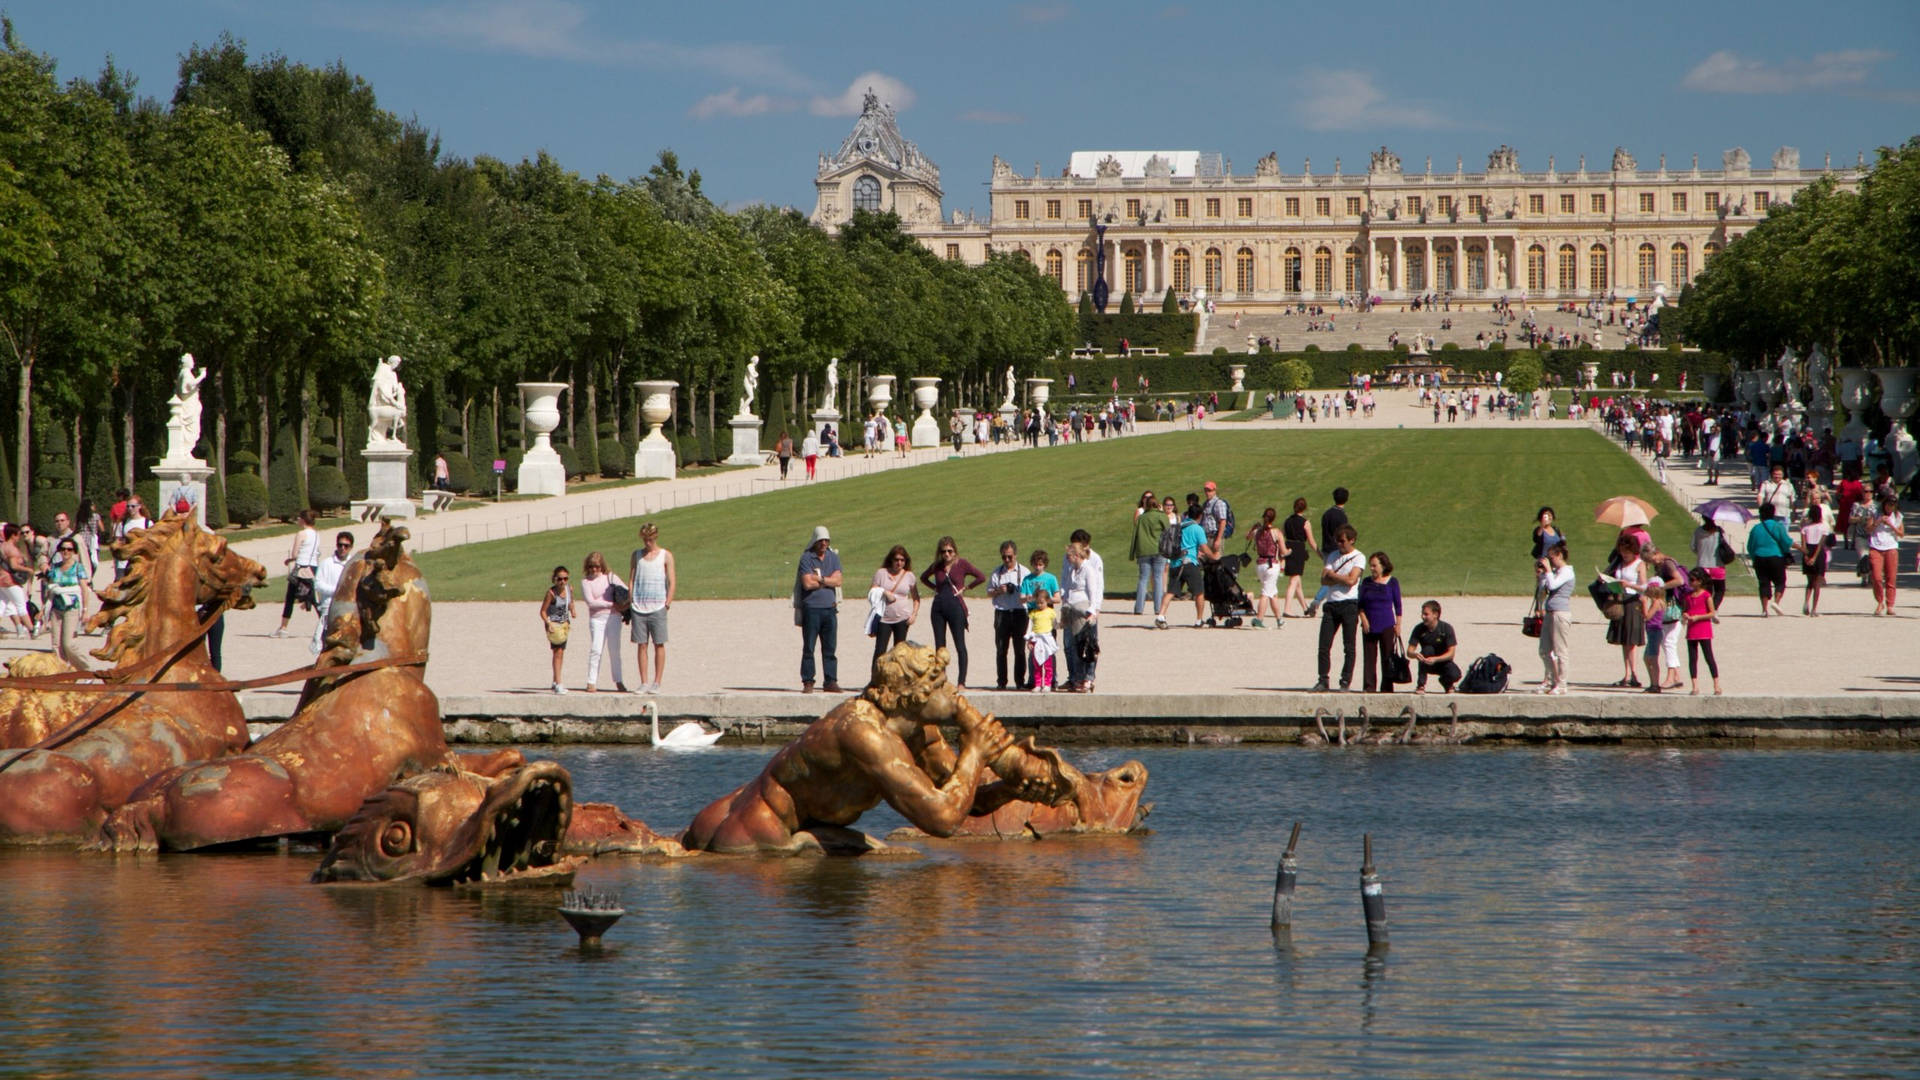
<box><xmin>503</xmin><ymin>448</ymin><xmax>524</xmax><ymax>490</ymax></box>
<box><xmin>1440</xmin><ymin>342</ymin><xmax>1459</xmax><ymax>351</ymax></box>
<box><xmin>204</xmin><ymin>476</ymin><xmax>227</xmax><ymax>530</ymax></box>
<box><xmin>597</xmin><ymin>438</ymin><xmax>630</xmax><ymax>478</ymax></box>
<box><xmin>85</xmin><ymin>414</ymin><xmax>119</xmax><ymax>501</ymax></box>
<box><xmin>1160</xmin><ymin>288</ymin><xmax>1179</xmax><ymax>315</ymax></box>
<box><xmin>1078</xmin><ymin>292</ymin><xmax>1093</xmax><ymax>317</ymax></box>
<box><xmin>225</xmin><ymin>472</ymin><xmax>267</xmax><ymax>525</ymax></box>
<box><xmin>29</xmin><ymin>487</ymin><xmax>78</xmax><ymax>535</ymax></box>
<box><xmin>1504</xmin><ymin>354</ymin><xmax>1545</xmax><ymax>395</ymax></box>
<box><xmin>306</xmin><ymin>465</ymin><xmax>351</xmax><ymax>511</ymax></box>
<box><xmin>571</xmin><ymin>414</ymin><xmax>599</xmax><ymax>475</ymax></box>
<box><xmin>1278</xmin><ymin>358</ymin><xmax>1315</xmax><ymax>393</ymax></box>
<box><xmin>1118</xmin><ymin>291</ymin><xmax>1135</xmax><ymax>316</ymax></box>
<box><xmin>229</xmin><ymin>450</ymin><xmax>260</xmax><ymax>469</ymax></box>
<box><xmin>442</xmin><ymin>452</ymin><xmax>475</xmax><ymax>493</ymax></box>
<box><xmin>1304</xmin><ymin>344</ymin><xmax>1320</xmax><ymax>352</ymax></box>
<box><xmin>1077</xmin><ymin>310</ymin><xmax>1200</xmax><ymax>352</ymax></box>
<box><xmin>1212</xmin><ymin>347</ymin><xmax>1229</xmax><ymax>357</ymax></box>
<box><xmin>556</xmin><ymin>443</ymin><xmax>584</xmax><ymax>480</ymax></box>
<box><xmin>1487</xmin><ymin>341</ymin><xmax>1506</xmax><ymax>351</ymax></box>
<box><xmin>1345</xmin><ymin>343</ymin><xmax>1363</xmax><ymax>352</ymax></box>
<box><xmin>134</xmin><ymin>479</ymin><xmax>159</xmax><ymax>518</ymax></box>
<box><xmin>267</xmin><ymin>423</ymin><xmax>305</xmax><ymax>521</ymax></box>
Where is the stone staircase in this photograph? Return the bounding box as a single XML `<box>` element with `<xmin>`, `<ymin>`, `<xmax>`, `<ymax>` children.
<box><xmin>1197</xmin><ymin>304</ymin><xmax>1641</xmax><ymax>354</ymax></box>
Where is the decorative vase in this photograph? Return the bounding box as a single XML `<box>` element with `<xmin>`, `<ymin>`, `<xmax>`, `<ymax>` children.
<box><xmin>633</xmin><ymin>379</ymin><xmax>679</xmax><ymax>480</ymax></box>
<box><xmin>1026</xmin><ymin>378</ymin><xmax>1053</xmax><ymax>409</ymax></box>
<box><xmin>1836</xmin><ymin>368</ymin><xmax>1874</xmax><ymax>442</ymax></box>
<box><xmin>909</xmin><ymin>377</ymin><xmax>941</xmax><ymax>448</ymax></box>
<box><xmin>515</xmin><ymin>382</ymin><xmax>568</xmax><ymax>496</ymax></box>
<box><xmin>1229</xmin><ymin>364</ymin><xmax>1247</xmax><ymax>393</ymax></box>
<box><xmin>1874</xmin><ymin>367</ymin><xmax>1918</xmax><ymax>421</ymax></box>
<box><xmin>867</xmin><ymin>374</ymin><xmax>895</xmax><ymax>417</ymax></box>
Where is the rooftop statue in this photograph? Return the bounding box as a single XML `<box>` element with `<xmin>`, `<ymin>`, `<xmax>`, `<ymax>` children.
<box><xmin>681</xmin><ymin>642</ymin><xmax>1096</xmax><ymax>855</ymax></box>
<box><xmin>1368</xmin><ymin>146</ymin><xmax>1402</xmax><ymax>175</ymax></box>
<box><xmin>1254</xmin><ymin>151</ymin><xmax>1279</xmax><ymax>177</ymax></box>
<box><xmin>1612</xmin><ymin>146</ymin><xmax>1636</xmax><ymax>172</ymax></box>
<box><xmin>0</xmin><ymin>515</ymin><xmax>264</xmax><ymax>844</ymax></box>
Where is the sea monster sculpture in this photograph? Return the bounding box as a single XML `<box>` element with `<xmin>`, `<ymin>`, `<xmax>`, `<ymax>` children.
<box><xmin>96</xmin><ymin>521</ymin><xmax>451</xmax><ymax>851</ymax></box>
<box><xmin>682</xmin><ymin>642</ymin><xmax>1100</xmax><ymax>855</ymax></box>
<box><xmin>0</xmin><ymin>515</ymin><xmax>264</xmax><ymax>844</ymax></box>
<box><xmin>892</xmin><ymin>756</ymin><xmax>1151</xmax><ymax>841</ymax></box>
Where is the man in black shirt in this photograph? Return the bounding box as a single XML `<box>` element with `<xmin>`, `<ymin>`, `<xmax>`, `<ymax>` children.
<box><xmin>1320</xmin><ymin>487</ymin><xmax>1350</xmax><ymax>550</ymax></box>
<box><xmin>1407</xmin><ymin>600</ymin><xmax>1460</xmax><ymax>693</ymax></box>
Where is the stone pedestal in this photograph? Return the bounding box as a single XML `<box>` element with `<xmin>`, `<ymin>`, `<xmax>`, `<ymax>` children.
<box><xmin>153</xmin><ymin>463</ymin><xmax>213</xmax><ymax>529</ymax></box>
<box><xmin>909</xmin><ymin>377</ymin><xmax>941</xmax><ymax>448</ymax></box>
<box><xmin>633</xmin><ymin>379</ymin><xmax>679</xmax><ymax>480</ymax></box>
<box><xmin>954</xmin><ymin>408</ymin><xmax>976</xmax><ymax>444</ymax></box>
<box><xmin>516</xmin><ymin>382</ymin><xmax>568</xmax><ymax>496</ymax></box>
<box><xmin>725</xmin><ymin>414</ymin><xmax>765</xmax><ymax>466</ymax></box>
<box><xmin>354</xmin><ymin>446</ymin><xmax>417</xmax><ymax>519</ymax></box>
<box><xmin>997</xmin><ymin>402</ymin><xmax>1020</xmax><ymax>436</ymax></box>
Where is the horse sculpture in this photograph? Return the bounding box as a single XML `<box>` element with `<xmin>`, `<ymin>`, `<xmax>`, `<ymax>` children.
<box><xmin>0</xmin><ymin>514</ymin><xmax>264</xmax><ymax>844</ymax></box>
<box><xmin>98</xmin><ymin>521</ymin><xmax>449</xmax><ymax>851</ymax></box>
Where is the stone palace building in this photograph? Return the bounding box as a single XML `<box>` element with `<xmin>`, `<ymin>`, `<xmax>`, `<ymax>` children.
<box><xmin>812</xmin><ymin>90</ymin><xmax>1865</xmax><ymax>307</ymax></box>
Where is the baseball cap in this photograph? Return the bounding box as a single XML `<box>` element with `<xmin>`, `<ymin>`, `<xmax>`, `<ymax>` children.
<box><xmin>1204</xmin><ymin>481</ymin><xmax>1217</xmax><ymax>491</ymax></box>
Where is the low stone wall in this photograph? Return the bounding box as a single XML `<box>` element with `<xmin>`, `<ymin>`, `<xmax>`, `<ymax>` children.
<box><xmin>241</xmin><ymin>691</ymin><xmax>1920</xmax><ymax>747</ymax></box>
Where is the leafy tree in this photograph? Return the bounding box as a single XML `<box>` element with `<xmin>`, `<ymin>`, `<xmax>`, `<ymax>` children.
<box><xmin>1504</xmin><ymin>354</ymin><xmax>1544</xmax><ymax>395</ymax></box>
<box><xmin>1278</xmin><ymin>358</ymin><xmax>1315</xmax><ymax>393</ymax></box>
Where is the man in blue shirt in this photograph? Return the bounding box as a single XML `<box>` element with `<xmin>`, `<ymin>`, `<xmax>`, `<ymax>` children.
<box><xmin>795</xmin><ymin>525</ymin><xmax>843</xmax><ymax>693</ymax></box>
<box><xmin>1154</xmin><ymin>507</ymin><xmax>1210</xmax><ymax>628</ymax></box>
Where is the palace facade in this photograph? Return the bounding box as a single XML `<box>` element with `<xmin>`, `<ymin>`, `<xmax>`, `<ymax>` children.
<box><xmin>812</xmin><ymin>92</ymin><xmax>1866</xmax><ymax>306</ymax></box>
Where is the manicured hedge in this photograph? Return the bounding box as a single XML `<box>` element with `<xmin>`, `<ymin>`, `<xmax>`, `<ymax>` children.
<box><xmin>1074</xmin><ymin>311</ymin><xmax>1199</xmax><ymax>353</ymax></box>
<box><xmin>1037</xmin><ymin>348</ymin><xmax>1732</xmax><ymax>392</ymax></box>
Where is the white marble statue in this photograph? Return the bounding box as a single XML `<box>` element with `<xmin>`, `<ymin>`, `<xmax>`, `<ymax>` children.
<box><xmin>822</xmin><ymin>357</ymin><xmax>839</xmax><ymax>412</ymax></box>
<box><xmin>165</xmin><ymin>353</ymin><xmax>207</xmax><ymax>463</ymax></box>
<box><xmin>1778</xmin><ymin>347</ymin><xmax>1802</xmax><ymax>407</ymax></box>
<box><xmin>740</xmin><ymin>355</ymin><xmax>759</xmax><ymax>416</ymax></box>
<box><xmin>368</xmin><ymin>355</ymin><xmax>409</xmax><ymax>447</ymax></box>
<box><xmin>1807</xmin><ymin>346</ymin><xmax>1834</xmax><ymax>416</ymax></box>
<box><xmin>1003</xmin><ymin>365</ymin><xmax>1018</xmax><ymax>408</ymax></box>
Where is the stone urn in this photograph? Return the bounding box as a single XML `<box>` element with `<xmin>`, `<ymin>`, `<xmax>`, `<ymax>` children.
<box><xmin>908</xmin><ymin>377</ymin><xmax>941</xmax><ymax>448</ymax></box>
<box><xmin>1875</xmin><ymin>367</ymin><xmax>1919</xmax><ymax>422</ymax></box>
<box><xmin>515</xmin><ymin>382</ymin><xmax>569</xmax><ymax>496</ymax></box>
<box><xmin>1229</xmin><ymin>363</ymin><xmax>1247</xmax><ymax>393</ymax></box>
<box><xmin>1836</xmin><ymin>367</ymin><xmax>1874</xmax><ymax>442</ymax></box>
<box><xmin>1026</xmin><ymin>377</ymin><xmax>1054</xmax><ymax>409</ymax></box>
<box><xmin>867</xmin><ymin>374</ymin><xmax>896</xmax><ymax>417</ymax></box>
<box><xmin>1580</xmin><ymin>360</ymin><xmax>1600</xmax><ymax>390</ymax></box>
<box><xmin>633</xmin><ymin>379</ymin><xmax>679</xmax><ymax>480</ymax></box>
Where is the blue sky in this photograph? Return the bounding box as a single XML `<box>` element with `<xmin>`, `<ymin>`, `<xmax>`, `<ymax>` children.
<box><xmin>14</xmin><ymin>1</ymin><xmax>1919</xmax><ymax>213</ymax></box>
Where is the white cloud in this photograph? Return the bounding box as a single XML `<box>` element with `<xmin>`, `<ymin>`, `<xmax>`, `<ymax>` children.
<box><xmin>809</xmin><ymin>72</ymin><xmax>916</xmax><ymax>116</ymax></box>
<box><xmin>1017</xmin><ymin>3</ymin><xmax>1071</xmax><ymax>22</ymax></box>
<box><xmin>960</xmin><ymin>109</ymin><xmax>1024</xmax><ymax>124</ymax></box>
<box><xmin>1291</xmin><ymin>69</ymin><xmax>1448</xmax><ymax>131</ymax></box>
<box><xmin>689</xmin><ymin>88</ymin><xmax>796</xmax><ymax>120</ymax></box>
<box><xmin>1682</xmin><ymin>48</ymin><xmax>1894</xmax><ymax>94</ymax></box>
<box><xmin>327</xmin><ymin>0</ymin><xmax>812</xmax><ymax>90</ymax></box>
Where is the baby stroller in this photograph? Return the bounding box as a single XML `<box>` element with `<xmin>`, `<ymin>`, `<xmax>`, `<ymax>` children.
<box><xmin>1201</xmin><ymin>554</ymin><xmax>1256</xmax><ymax>628</ymax></box>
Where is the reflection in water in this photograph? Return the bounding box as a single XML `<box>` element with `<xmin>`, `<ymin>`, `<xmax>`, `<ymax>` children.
<box><xmin>3</xmin><ymin>746</ymin><xmax>1918</xmax><ymax>1079</ymax></box>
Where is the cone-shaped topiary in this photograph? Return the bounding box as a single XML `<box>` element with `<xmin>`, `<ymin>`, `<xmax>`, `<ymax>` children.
<box><xmin>85</xmin><ymin>414</ymin><xmax>120</xmax><ymax>502</ymax></box>
<box><xmin>1118</xmin><ymin>292</ymin><xmax>1135</xmax><ymax>316</ymax></box>
<box><xmin>441</xmin><ymin>452</ymin><xmax>475</xmax><ymax>493</ymax></box>
<box><xmin>1161</xmin><ymin>288</ymin><xmax>1180</xmax><ymax>315</ymax></box>
<box><xmin>572</xmin><ymin>412</ymin><xmax>599</xmax><ymax>476</ymax></box>
<box><xmin>267</xmin><ymin>422</ymin><xmax>306</xmax><ymax>521</ymax></box>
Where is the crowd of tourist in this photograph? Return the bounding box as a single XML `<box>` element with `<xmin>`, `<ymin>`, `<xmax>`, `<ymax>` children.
<box><xmin>0</xmin><ymin>492</ymin><xmax>153</xmax><ymax>669</ymax></box>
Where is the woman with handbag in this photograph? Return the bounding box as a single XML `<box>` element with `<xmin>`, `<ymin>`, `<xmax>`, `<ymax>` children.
<box><xmin>539</xmin><ymin>565</ymin><xmax>576</xmax><ymax>694</ymax></box>
<box><xmin>1864</xmin><ymin>496</ymin><xmax>1905</xmax><ymax>616</ymax></box>
<box><xmin>579</xmin><ymin>551</ymin><xmax>628</xmax><ymax>692</ymax></box>
<box><xmin>1356</xmin><ymin>551</ymin><xmax>1403</xmax><ymax>693</ymax></box>
<box><xmin>1534</xmin><ymin>541</ymin><xmax>1574</xmax><ymax>694</ymax></box>
<box><xmin>1745</xmin><ymin>503</ymin><xmax>1795</xmax><ymax>618</ymax></box>
<box><xmin>1690</xmin><ymin>513</ymin><xmax>1734</xmax><ymax>611</ymax></box>
<box><xmin>870</xmin><ymin>545</ymin><xmax>919</xmax><ymax>672</ymax></box>
<box><xmin>1608</xmin><ymin>535</ymin><xmax>1648</xmax><ymax>688</ymax></box>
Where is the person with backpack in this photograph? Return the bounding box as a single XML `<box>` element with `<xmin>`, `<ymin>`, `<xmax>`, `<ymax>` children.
<box><xmin>1201</xmin><ymin>481</ymin><xmax>1233</xmax><ymax>542</ymax></box>
<box><xmin>1407</xmin><ymin>600</ymin><xmax>1462</xmax><ymax>694</ymax></box>
<box><xmin>1128</xmin><ymin>489</ymin><xmax>1168</xmax><ymax>616</ymax></box>
<box><xmin>1250</xmin><ymin>507</ymin><xmax>1289</xmax><ymax>629</ymax></box>
<box><xmin>1154</xmin><ymin>501</ymin><xmax>1209</xmax><ymax>629</ymax></box>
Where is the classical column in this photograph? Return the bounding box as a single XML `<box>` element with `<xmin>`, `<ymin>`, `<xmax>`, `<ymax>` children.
<box><xmin>1423</xmin><ymin>236</ymin><xmax>1433</xmax><ymax>292</ymax></box>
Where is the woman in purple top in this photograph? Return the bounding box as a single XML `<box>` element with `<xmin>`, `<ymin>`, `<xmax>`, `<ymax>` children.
<box><xmin>921</xmin><ymin>535</ymin><xmax>987</xmax><ymax>689</ymax></box>
<box><xmin>1356</xmin><ymin>551</ymin><xmax>1403</xmax><ymax>692</ymax></box>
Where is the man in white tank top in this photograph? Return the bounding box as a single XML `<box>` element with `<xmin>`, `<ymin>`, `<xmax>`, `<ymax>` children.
<box><xmin>628</xmin><ymin>522</ymin><xmax>676</xmax><ymax>694</ymax></box>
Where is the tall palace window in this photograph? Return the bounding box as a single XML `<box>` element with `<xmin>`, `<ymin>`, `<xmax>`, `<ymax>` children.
<box><xmin>1557</xmin><ymin>244</ymin><xmax>1577</xmax><ymax>290</ymax></box>
<box><xmin>1344</xmin><ymin>246</ymin><xmax>1362</xmax><ymax>293</ymax></box>
<box><xmin>1588</xmin><ymin>244</ymin><xmax>1609</xmax><ymax>292</ymax></box>
<box><xmin>1045</xmin><ymin>249</ymin><xmax>1063</xmax><ymax>287</ymax></box>
<box><xmin>1636</xmin><ymin>243</ymin><xmax>1657</xmax><ymax>289</ymax></box>
<box><xmin>1124</xmin><ymin>249</ymin><xmax>1143</xmax><ymax>294</ymax></box>
<box><xmin>1313</xmin><ymin>247</ymin><xmax>1333</xmax><ymax>294</ymax></box>
<box><xmin>1434</xmin><ymin>244</ymin><xmax>1456</xmax><ymax>291</ymax></box>
<box><xmin>1406</xmin><ymin>249</ymin><xmax>1426</xmax><ymax>291</ymax></box>
<box><xmin>1172</xmin><ymin>248</ymin><xmax>1191</xmax><ymax>293</ymax></box>
<box><xmin>1465</xmin><ymin>244</ymin><xmax>1486</xmax><ymax>291</ymax></box>
<box><xmin>1075</xmin><ymin>249</ymin><xmax>1091</xmax><ymax>293</ymax></box>
<box><xmin>1670</xmin><ymin>242</ymin><xmax>1689</xmax><ymax>284</ymax></box>
<box><xmin>1283</xmin><ymin>247</ymin><xmax>1302</xmax><ymax>293</ymax></box>
<box><xmin>1235</xmin><ymin>248</ymin><xmax>1255</xmax><ymax>294</ymax></box>
<box><xmin>853</xmin><ymin>176</ymin><xmax>881</xmax><ymax>212</ymax></box>
<box><xmin>1203</xmin><ymin>248</ymin><xmax>1223</xmax><ymax>293</ymax></box>
<box><xmin>1527</xmin><ymin>244</ymin><xmax>1547</xmax><ymax>291</ymax></box>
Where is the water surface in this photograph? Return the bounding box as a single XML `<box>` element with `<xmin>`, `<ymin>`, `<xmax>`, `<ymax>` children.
<box><xmin>4</xmin><ymin>746</ymin><xmax>1916</xmax><ymax>1078</ymax></box>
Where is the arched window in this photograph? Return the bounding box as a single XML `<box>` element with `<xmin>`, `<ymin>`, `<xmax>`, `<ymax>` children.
<box><xmin>1236</xmin><ymin>247</ymin><xmax>1256</xmax><ymax>294</ymax></box>
<box><xmin>1283</xmin><ymin>247</ymin><xmax>1302</xmax><ymax>293</ymax></box>
<box><xmin>1406</xmin><ymin>247</ymin><xmax>1426</xmax><ymax>291</ymax></box>
<box><xmin>1703</xmin><ymin>241</ymin><xmax>1721</xmax><ymax>264</ymax></box>
<box><xmin>852</xmin><ymin>176</ymin><xmax>882</xmax><ymax>212</ymax></box>
<box><xmin>1204</xmin><ymin>247</ymin><xmax>1224</xmax><ymax>293</ymax></box>
<box><xmin>1588</xmin><ymin>243</ymin><xmax>1609</xmax><ymax>292</ymax></box>
<box><xmin>1075</xmin><ymin>249</ymin><xmax>1091</xmax><ymax>293</ymax></box>
<box><xmin>1557</xmin><ymin>244</ymin><xmax>1577</xmax><ymax>290</ymax></box>
<box><xmin>1045</xmin><ymin>249</ymin><xmax>1063</xmax><ymax>287</ymax></box>
<box><xmin>1636</xmin><ymin>242</ymin><xmax>1657</xmax><ymax>288</ymax></box>
<box><xmin>1435</xmin><ymin>244</ymin><xmax>1456</xmax><ymax>291</ymax></box>
<box><xmin>1465</xmin><ymin>244</ymin><xmax>1486</xmax><ymax>291</ymax></box>
<box><xmin>1124</xmin><ymin>249</ymin><xmax>1144</xmax><ymax>294</ymax></box>
<box><xmin>1344</xmin><ymin>245</ymin><xmax>1362</xmax><ymax>293</ymax></box>
<box><xmin>1670</xmin><ymin>242</ymin><xmax>1690</xmax><ymax>283</ymax></box>
<box><xmin>1172</xmin><ymin>248</ymin><xmax>1192</xmax><ymax>294</ymax></box>
<box><xmin>1527</xmin><ymin>244</ymin><xmax>1547</xmax><ymax>292</ymax></box>
<box><xmin>1313</xmin><ymin>246</ymin><xmax>1333</xmax><ymax>293</ymax></box>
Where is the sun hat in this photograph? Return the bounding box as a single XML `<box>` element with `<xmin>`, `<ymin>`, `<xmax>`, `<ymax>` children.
<box><xmin>810</xmin><ymin>525</ymin><xmax>832</xmax><ymax>545</ymax></box>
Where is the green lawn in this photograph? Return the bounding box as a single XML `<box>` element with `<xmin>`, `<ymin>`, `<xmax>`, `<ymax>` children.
<box><xmin>409</xmin><ymin>428</ymin><xmax>1697</xmax><ymax>601</ymax></box>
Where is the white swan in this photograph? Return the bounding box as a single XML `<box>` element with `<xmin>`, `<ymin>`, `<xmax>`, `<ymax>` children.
<box><xmin>647</xmin><ymin>701</ymin><xmax>724</xmax><ymax>749</ymax></box>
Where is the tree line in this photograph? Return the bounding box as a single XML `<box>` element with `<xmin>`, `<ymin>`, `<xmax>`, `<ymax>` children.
<box><xmin>1665</xmin><ymin>137</ymin><xmax>1918</xmax><ymax>369</ymax></box>
<box><xmin>0</xmin><ymin>23</ymin><xmax>1073</xmax><ymax>527</ymax></box>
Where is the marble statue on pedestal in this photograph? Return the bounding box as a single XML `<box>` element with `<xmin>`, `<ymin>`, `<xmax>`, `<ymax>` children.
<box><xmin>164</xmin><ymin>354</ymin><xmax>207</xmax><ymax>465</ymax></box>
<box><xmin>823</xmin><ymin>358</ymin><xmax>839</xmax><ymax>412</ymax></box>
<box><xmin>367</xmin><ymin>355</ymin><xmax>409</xmax><ymax>448</ymax></box>
<box><xmin>1003</xmin><ymin>365</ymin><xmax>1018</xmax><ymax>408</ymax></box>
<box><xmin>740</xmin><ymin>355</ymin><xmax>759</xmax><ymax>416</ymax></box>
